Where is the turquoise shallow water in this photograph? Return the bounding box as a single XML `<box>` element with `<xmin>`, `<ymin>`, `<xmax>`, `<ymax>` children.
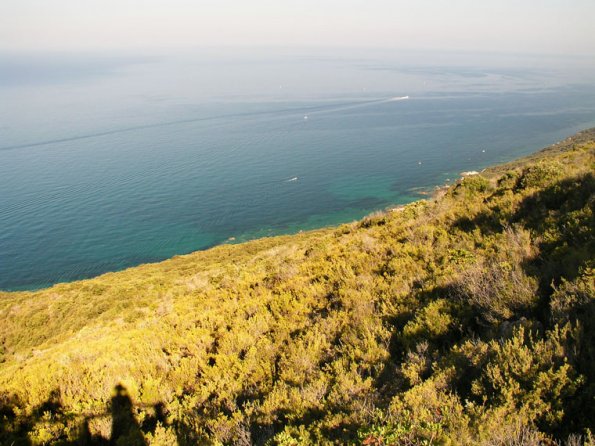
<box><xmin>1</xmin><ymin>48</ymin><xmax>595</xmax><ymax>290</ymax></box>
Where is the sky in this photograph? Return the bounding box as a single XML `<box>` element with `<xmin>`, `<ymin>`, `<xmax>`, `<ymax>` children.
<box><xmin>1</xmin><ymin>0</ymin><xmax>594</xmax><ymax>56</ymax></box>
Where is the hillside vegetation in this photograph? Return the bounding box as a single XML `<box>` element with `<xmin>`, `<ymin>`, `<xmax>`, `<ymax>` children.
<box><xmin>1</xmin><ymin>129</ymin><xmax>594</xmax><ymax>445</ymax></box>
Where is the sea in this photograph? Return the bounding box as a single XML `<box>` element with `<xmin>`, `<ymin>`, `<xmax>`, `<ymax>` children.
<box><xmin>1</xmin><ymin>47</ymin><xmax>595</xmax><ymax>290</ymax></box>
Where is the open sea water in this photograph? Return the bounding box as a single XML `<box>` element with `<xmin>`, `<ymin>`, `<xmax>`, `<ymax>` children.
<box><xmin>1</xmin><ymin>48</ymin><xmax>595</xmax><ymax>290</ymax></box>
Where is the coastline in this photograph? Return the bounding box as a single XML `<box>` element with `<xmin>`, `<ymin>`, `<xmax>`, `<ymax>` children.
<box><xmin>2</xmin><ymin>127</ymin><xmax>594</xmax><ymax>294</ymax></box>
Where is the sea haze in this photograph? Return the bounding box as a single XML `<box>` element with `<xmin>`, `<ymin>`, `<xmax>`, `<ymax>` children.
<box><xmin>1</xmin><ymin>48</ymin><xmax>595</xmax><ymax>290</ymax></box>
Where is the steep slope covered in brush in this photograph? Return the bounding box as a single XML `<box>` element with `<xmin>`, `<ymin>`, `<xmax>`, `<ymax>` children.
<box><xmin>1</xmin><ymin>129</ymin><xmax>594</xmax><ymax>445</ymax></box>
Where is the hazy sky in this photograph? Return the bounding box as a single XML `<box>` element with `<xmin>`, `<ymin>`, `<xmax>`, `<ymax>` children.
<box><xmin>1</xmin><ymin>0</ymin><xmax>594</xmax><ymax>55</ymax></box>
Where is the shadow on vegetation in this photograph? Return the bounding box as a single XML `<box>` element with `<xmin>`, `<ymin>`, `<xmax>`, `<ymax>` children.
<box><xmin>373</xmin><ymin>284</ymin><xmax>472</xmax><ymax>406</ymax></box>
<box><xmin>0</xmin><ymin>384</ymin><xmax>190</xmax><ymax>446</ymax></box>
<box><xmin>450</xmin><ymin>172</ymin><xmax>593</xmax><ymax>314</ymax></box>
<box><xmin>246</xmin><ymin>406</ymin><xmax>358</xmax><ymax>445</ymax></box>
<box><xmin>451</xmin><ymin>209</ymin><xmax>503</xmax><ymax>236</ymax></box>
<box><xmin>513</xmin><ymin>172</ymin><xmax>594</xmax><ymax>290</ymax></box>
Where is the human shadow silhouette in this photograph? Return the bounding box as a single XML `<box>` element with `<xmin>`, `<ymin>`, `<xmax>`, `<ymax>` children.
<box><xmin>109</xmin><ymin>384</ymin><xmax>146</xmax><ymax>446</ymax></box>
<box><xmin>0</xmin><ymin>384</ymin><xmax>183</xmax><ymax>445</ymax></box>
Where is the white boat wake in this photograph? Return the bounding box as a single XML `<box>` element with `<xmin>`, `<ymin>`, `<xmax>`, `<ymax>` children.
<box><xmin>389</xmin><ymin>95</ymin><xmax>409</xmax><ymax>101</ymax></box>
<box><xmin>303</xmin><ymin>95</ymin><xmax>410</xmax><ymax>118</ymax></box>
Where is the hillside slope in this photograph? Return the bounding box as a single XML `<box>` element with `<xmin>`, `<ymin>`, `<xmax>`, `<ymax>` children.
<box><xmin>1</xmin><ymin>129</ymin><xmax>594</xmax><ymax>445</ymax></box>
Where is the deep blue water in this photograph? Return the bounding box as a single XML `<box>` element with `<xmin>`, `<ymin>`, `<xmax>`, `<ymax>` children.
<box><xmin>1</xmin><ymin>48</ymin><xmax>595</xmax><ymax>290</ymax></box>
